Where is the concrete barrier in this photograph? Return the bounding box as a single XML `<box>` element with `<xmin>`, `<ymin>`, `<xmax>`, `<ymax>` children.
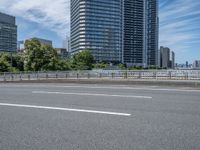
<box><xmin>1</xmin><ymin>78</ymin><xmax>200</xmax><ymax>88</ymax></box>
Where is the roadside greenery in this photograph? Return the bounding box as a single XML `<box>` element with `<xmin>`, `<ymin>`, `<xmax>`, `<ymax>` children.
<box><xmin>0</xmin><ymin>39</ymin><xmax>163</xmax><ymax>72</ymax></box>
<box><xmin>0</xmin><ymin>39</ymin><xmax>94</xmax><ymax>72</ymax></box>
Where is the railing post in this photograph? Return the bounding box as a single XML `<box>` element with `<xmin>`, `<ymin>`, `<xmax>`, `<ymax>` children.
<box><xmin>56</xmin><ymin>73</ymin><xmax>58</xmax><ymax>79</ymax></box>
<box><xmin>46</xmin><ymin>73</ymin><xmax>48</xmax><ymax>79</ymax></box>
<box><xmin>11</xmin><ymin>73</ymin><xmax>14</xmax><ymax>81</ymax></box>
<box><xmin>169</xmin><ymin>71</ymin><xmax>172</xmax><ymax>80</ymax></box>
<box><xmin>77</xmin><ymin>73</ymin><xmax>79</xmax><ymax>79</ymax></box>
<box><xmin>37</xmin><ymin>71</ymin><xmax>39</xmax><ymax>80</ymax></box>
<box><xmin>124</xmin><ymin>71</ymin><xmax>128</xmax><ymax>79</ymax></box>
<box><xmin>20</xmin><ymin>72</ymin><xmax>22</xmax><ymax>81</ymax></box>
<box><xmin>154</xmin><ymin>72</ymin><xmax>157</xmax><ymax>79</ymax></box>
<box><xmin>99</xmin><ymin>73</ymin><xmax>102</xmax><ymax>78</ymax></box>
<box><xmin>111</xmin><ymin>73</ymin><xmax>114</xmax><ymax>79</ymax></box>
<box><xmin>66</xmin><ymin>73</ymin><xmax>68</xmax><ymax>79</ymax></box>
<box><xmin>28</xmin><ymin>74</ymin><xmax>30</xmax><ymax>80</ymax></box>
<box><xmin>138</xmin><ymin>72</ymin><xmax>141</xmax><ymax>79</ymax></box>
<box><xmin>185</xmin><ymin>72</ymin><xmax>188</xmax><ymax>80</ymax></box>
<box><xmin>3</xmin><ymin>73</ymin><xmax>6</xmax><ymax>81</ymax></box>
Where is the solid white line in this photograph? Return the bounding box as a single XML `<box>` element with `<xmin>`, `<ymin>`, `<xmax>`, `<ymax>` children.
<box><xmin>32</xmin><ymin>91</ymin><xmax>152</xmax><ymax>99</ymax></box>
<box><xmin>0</xmin><ymin>103</ymin><xmax>131</xmax><ymax>116</ymax></box>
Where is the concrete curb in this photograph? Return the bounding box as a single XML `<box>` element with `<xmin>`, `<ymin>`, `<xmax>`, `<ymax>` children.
<box><xmin>1</xmin><ymin>79</ymin><xmax>200</xmax><ymax>88</ymax></box>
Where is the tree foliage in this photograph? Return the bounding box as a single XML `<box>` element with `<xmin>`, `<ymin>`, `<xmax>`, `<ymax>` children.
<box><xmin>0</xmin><ymin>53</ymin><xmax>11</xmax><ymax>72</ymax></box>
<box><xmin>71</xmin><ymin>50</ymin><xmax>94</xmax><ymax>70</ymax></box>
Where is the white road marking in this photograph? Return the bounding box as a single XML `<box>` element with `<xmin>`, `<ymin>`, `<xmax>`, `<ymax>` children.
<box><xmin>52</xmin><ymin>85</ymin><xmax>200</xmax><ymax>92</ymax></box>
<box><xmin>0</xmin><ymin>103</ymin><xmax>131</xmax><ymax>116</ymax></box>
<box><xmin>1</xmin><ymin>84</ymin><xmax>200</xmax><ymax>92</ymax></box>
<box><xmin>32</xmin><ymin>91</ymin><xmax>152</xmax><ymax>99</ymax></box>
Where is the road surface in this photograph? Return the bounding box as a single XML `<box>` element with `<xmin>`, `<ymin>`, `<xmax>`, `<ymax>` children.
<box><xmin>0</xmin><ymin>83</ymin><xmax>200</xmax><ymax>150</ymax></box>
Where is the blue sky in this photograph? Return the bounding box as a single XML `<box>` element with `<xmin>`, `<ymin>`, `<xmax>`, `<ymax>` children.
<box><xmin>0</xmin><ymin>0</ymin><xmax>200</xmax><ymax>63</ymax></box>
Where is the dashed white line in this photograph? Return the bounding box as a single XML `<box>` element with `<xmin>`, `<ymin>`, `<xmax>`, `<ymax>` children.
<box><xmin>32</xmin><ymin>91</ymin><xmax>152</xmax><ymax>99</ymax></box>
<box><xmin>0</xmin><ymin>103</ymin><xmax>131</xmax><ymax>116</ymax></box>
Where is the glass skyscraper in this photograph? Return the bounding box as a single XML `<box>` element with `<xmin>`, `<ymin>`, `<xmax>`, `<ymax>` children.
<box><xmin>70</xmin><ymin>0</ymin><xmax>158</xmax><ymax>66</ymax></box>
<box><xmin>0</xmin><ymin>12</ymin><xmax>17</xmax><ymax>52</ymax></box>
<box><xmin>123</xmin><ymin>0</ymin><xmax>159</xmax><ymax>66</ymax></box>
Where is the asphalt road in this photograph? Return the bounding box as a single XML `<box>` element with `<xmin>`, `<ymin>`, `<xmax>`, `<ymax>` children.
<box><xmin>0</xmin><ymin>83</ymin><xmax>200</xmax><ymax>150</ymax></box>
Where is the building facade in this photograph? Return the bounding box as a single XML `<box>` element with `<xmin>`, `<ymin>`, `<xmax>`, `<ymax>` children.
<box><xmin>62</xmin><ymin>36</ymin><xmax>71</xmax><ymax>52</ymax></box>
<box><xmin>123</xmin><ymin>0</ymin><xmax>159</xmax><ymax>67</ymax></box>
<box><xmin>160</xmin><ymin>46</ymin><xmax>175</xmax><ymax>69</ymax></box>
<box><xmin>70</xmin><ymin>0</ymin><xmax>158</xmax><ymax>66</ymax></box>
<box><xmin>0</xmin><ymin>12</ymin><xmax>17</xmax><ymax>52</ymax></box>
<box><xmin>193</xmin><ymin>60</ymin><xmax>200</xmax><ymax>69</ymax></box>
<box><xmin>170</xmin><ymin>51</ymin><xmax>175</xmax><ymax>69</ymax></box>
<box><xmin>27</xmin><ymin>37</ymin><xmax>53</xmax><ymax>47</ymax></box>
<box><xmin>160</xmin><ymin>46</ymin><xmax>170</xmax><ymax>68</ymax></box>
<box><xmin>71</xmin><ymin>0</ymin><xmax>123</xmax><ymax>63</ymax></box>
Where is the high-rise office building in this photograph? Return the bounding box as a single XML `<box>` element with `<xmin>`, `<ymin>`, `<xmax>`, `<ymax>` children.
<box><xmin>0</xmin><ymin>12</ymin><xmax>17</xmax><ymax>52</ymax></box>
<box><xmin>70</xmin><ymin>0</ymin><xmax>158</xmax><ymax>66</ymax></box>
<box><xmin>71</xmin><ymin>0</ymin><xmax>123</xmax><ymax>62</ymax></box>
<box><xmin>123</xmin><ymin>0</ymin><xmax>159</xmax><ymax>67</ymax></box>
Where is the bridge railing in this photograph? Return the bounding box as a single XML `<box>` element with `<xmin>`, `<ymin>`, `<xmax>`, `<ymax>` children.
<box><xmin>0</xmin><ymin>70</ymin><xmax>200</xmax><ymax>81</ymax></box>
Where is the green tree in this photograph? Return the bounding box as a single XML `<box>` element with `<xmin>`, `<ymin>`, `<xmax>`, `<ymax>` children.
<box><xmin>93</xmin><ymin>61</ymin><xmax>109</xmax><ymax>69</ymax></box>
<box><xmin>72</xmin><ymin>50</ymin><xmax>94</xmax><ymax>70</ymax></box>
<box><xmin>24</xmin><ymin>39</ymin><xmax>63</xmax><ymax>71</ymax></box>
<box><xmin>12</xmin><ymin>53</ymin><xmax>25</xmax><ymax>71</ymax></box>
<box><xmin>118</xmin><ymin>63</ymin><xmax>126</xmax><ymax>70</ymax></box>
<box><xmin>24</xmin><ymin>39</ymin><xmax>43</xmax><ymax>71</ymax></box>
<box><xmin>41</xmin><ymin>45</ymin><xmax>59</xmax><ymax>71</ymax></box>
<box><xmin>0</xmin><ymin>53</ymin><xmax>11</xmax><ymax>72</ymax></box>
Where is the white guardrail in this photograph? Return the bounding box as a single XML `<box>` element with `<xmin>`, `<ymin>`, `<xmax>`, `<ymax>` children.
<box><xmin>0</xmin><ymin>70</ymin><xmax>200</xmax><ymax>81</ymax></box>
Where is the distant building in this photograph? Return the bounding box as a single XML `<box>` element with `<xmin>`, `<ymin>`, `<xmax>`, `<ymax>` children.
<box><xmin>17</xmin><ymin>40</ymin><xmax>25</xmax><ymax>52</ymax></box>
<box><xmin>0</xmin><ymin>12</ymin><xmax>17</xmax><ymax>52</ymax></box>
<box><xmin>193</xmin><ymin>60</ymin><xmax>200</xmax><ymax>69</ymax></box>
<box><xmin>160</xmin><ymin>46</ymin><xmax>175</xmax><ymax>69</ymax></box>
<box><xmin>160</xmin><ymin>46</ymin><xmax>170</xmax><ymax>68</ymax></box>
<box><xmin>55</xmin><ymin>48</ymin><xmax>68</xmax><ymax>57</ymax></box>
<box><xmin>17</xmin><ymin>37</ymin><xmax>53</xmax><ymax>53</ymax></box>
<box><xmin>62</xmin><ymin>36</ymin><xmax>71</xmax><ymax>52</ymax></box>
<box><xmin>186</xmin><ymin>61</ymin><xmax>189</xmax><ymax>68</ymax></box>
<box><xmin>27</xmin><ymin>37</ymin><xmax>53</xmax><ymax>47</ymax></box>
<box><xmin>170</xmin><ymin>51</ymin><xmax>175</xmax><ymax>69</ymax></box>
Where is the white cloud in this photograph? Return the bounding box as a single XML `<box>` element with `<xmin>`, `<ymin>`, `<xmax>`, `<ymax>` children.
<box><xmin>0</xmin><ymin>0</ymin><xmax>70</xmax><ymax>38</ymax></box>
<box><xmin>159</xmin><ymin>0</ymin><xmax>200</xmax><ymax>54</ymax></box>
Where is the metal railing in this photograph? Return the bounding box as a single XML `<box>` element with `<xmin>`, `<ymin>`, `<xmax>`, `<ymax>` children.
<box><xmin>1</xmin><ymin>70</ymin><xmax>200</xmax><ymax>81</ymax></box>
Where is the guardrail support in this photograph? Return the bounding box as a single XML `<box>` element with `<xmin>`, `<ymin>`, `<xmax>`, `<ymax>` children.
<box><xmin>99</xmin><ymin>73</ymin><xmax>102</xmax><ymax>78</ymax></box>
<box><xmin>20</xmin><ymin>73</ymin><xmax>22</xmax><ymax>81</ymax></box>
<box><xmin>77</xmin><ymin>73</ymin><xmax>79</xmax><ymax>79</ymax></box>
<box><xmin>11</xmin><ymin>74</ymin><xmax>14</xmax><ymax>81</ymax></box>
<box><xmin>46</xmin><ymin>73</ymin><xmax>48</xmax><ymax>79</ymax></box>
<box><xmin>28</xmin><ymin>74</ymin><xmax>30</xmax><ymax>80</ymax></box>
<box><xmin>111</xmin><ymin>73</ymin><xmax>114</xmax><ymax>79</ymax></box>
<box><xmin>3</xmin><ymin>73</ymin><xmax>6</xmax><ymax>81</ymax></box>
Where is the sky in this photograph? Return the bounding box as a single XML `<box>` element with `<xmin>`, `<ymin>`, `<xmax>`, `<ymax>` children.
<box><xmin>0</xmin><ymin>0</ymin><xmax>200</xmax><ymax>63</ymax></box>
